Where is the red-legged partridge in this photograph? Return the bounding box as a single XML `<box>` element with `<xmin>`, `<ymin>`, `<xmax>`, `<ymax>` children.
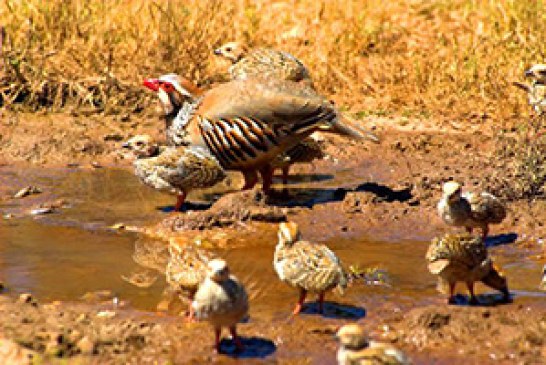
<box><xmin>144</xmin><ymin>74</ymin><xmax>326</xmax><ymax>187</ymax></box>
<box><xmin>426</xmin><ymin>233</ymin><xmax>510</xmax><ymax>304</ymax></box>
<box><xmin>274</xmin><ymin>222</ymin><xmax>348</xmax><ymax>315</ymax></box>
<box><xmin>213</xmin><ymin>41</ymin><xmax>313</xmax><ymax>87</ymax></box>
<box><xmin>336</xmin><ymin>324</ymin><xmax>412</xmax><ymax>365</ymax></box>
<box><xmin>165</xmin><ymin>241</ymin><xmax>214</xmax><ymax>321</ymax></box>
<box><xmin>437</xmin><ymin>181</ymin><xmax>506</xmax><ymax>240</ymax></box>
<box><xmin>192</xmin><ymin>259</ymin><xmax>249</xmax><ymax>353</ymax></box>
<box><xmin>144</xmin><ymin>75</ymin><xmax>376</xmax><ymax>194</ymax></box>
<box><xmin>122</xmin><ymin>135</ymin><xmax>225</xmax><ymax>211</ymax></box>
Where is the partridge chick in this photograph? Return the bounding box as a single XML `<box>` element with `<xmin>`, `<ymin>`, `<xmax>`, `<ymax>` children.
<box><xmin>438</xmin><ymin>181</ymin><xmax>506</xmax><ymax>239</ymax></box>
<box><xmin>513</xmin><ymin>64</ymin><xmax>546</xmax><ymax>115</ymax></box>
<box><xmin>192</xmin><ymin>259</ymin><xmax>249</xmax><ymax>353</ymax></box>
<box><xmin>274</xmin><ymin>222</ymin><xmax>348</xmax><ymax>315</ymax></box>
<box><xmin>122</xmin><ymin>135</ymin><xmax>226</xmax><ymax>211</ymax></box>
<box><xmin>165</xmin><ymin>241</ymin><xmax>214</xmax><ymax>320</ymax></box>
<box><xmin>426</xmin><ymin>233</ymin><xmax>510</xmax><ymax>304</ymax></box>
<box><xmin>214</xmin><ymin>41</ymin><xmax>313</xmax><ymax>87</ymax></box>
<box><xmin>336</xmin><ymin>324</ymin><xmax>412</xmax><ymax>365</ymax></box>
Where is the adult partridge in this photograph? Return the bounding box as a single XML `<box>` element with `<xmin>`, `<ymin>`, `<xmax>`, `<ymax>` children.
<box><xmin>143</xmin><ymin>75</ymin><xmax>376</xmax><ymax>193</ymax></box>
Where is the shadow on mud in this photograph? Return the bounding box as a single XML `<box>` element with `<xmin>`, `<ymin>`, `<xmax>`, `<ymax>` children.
<box><xmin>298</xmin><ymin>301</ymin><xmax>366</xmax><ymax>320</ymax></box>
<box><xmin>219</xmin><ymin>336</ymin><xmax>276</xmax><ymax>358</ymax></box>
<box><xmin>450</xmin><ymin>293</ymin><xmax>513</xmax><ymax>307</ymax></box>
<box><xmin>269</xmin><ymin>181</ymin><xmax>413</xmax><ymax>208</ymax></box>
<box><xmin>485</xmin><ymin>233</ymin><xmax>518</xmax><ymax>247</ymax></box>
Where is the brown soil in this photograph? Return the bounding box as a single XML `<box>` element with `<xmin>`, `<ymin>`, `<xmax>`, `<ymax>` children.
<box><xmin>1</xmin><ymin>110</ymin><xmax>545</xmax><ymax>364</ymax></box>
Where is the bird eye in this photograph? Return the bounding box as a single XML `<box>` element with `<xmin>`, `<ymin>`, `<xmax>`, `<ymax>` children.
<box><xmin>162</xmin><ymin>83</ymin><xmax>174</xmax><ymax>92</ymax></box>
<box><xmin>225</xmin><ymin>47</ymin><xmax>232</xmax><ymax>52</ymax></box>
<box><xmin>135</xmin><ymin>141</ymin><xmax>144</xmax><ymax>146</ymax></box>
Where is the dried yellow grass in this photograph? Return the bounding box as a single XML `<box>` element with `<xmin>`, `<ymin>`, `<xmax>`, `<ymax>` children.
<box><xmin>0</xmin><ymin>0</ymin><xmax>545</xmax><ymax>123</ymax></box>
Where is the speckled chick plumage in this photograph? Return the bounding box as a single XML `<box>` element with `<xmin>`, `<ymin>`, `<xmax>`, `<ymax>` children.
<box><xmin>214</xmin><ymin>42</ymin><xmax>313</xmax><ymax>87</ymax></box>
<box><xmin>274</xmin><ymin>222</ymin><xmax>347</xmax><ymax>314</ymax></box>
<box><xmin>520</xmin><ymin>64</ymin><xmax>546</xmax><ymax>115</ymax></box>
<box><xmin>166</xmin><ymin>242</ymin><xmax>213</xmax><ymax>297</ymax></box>
<box><xmin>426</xmin><ymin>233</ymin><xmax>509</xmax><ymax>303</ymax></box>
<box><xmin>124</xmin><ymin>135</ymin><xmax>226</xmax><ymax>196</ymax></box>
<box><xmin>192</xmin><ymin>259</ymin><xmax>249</xmax><ymax>328</ymax></box>
<box><xmin>336</xmin><ymin>324</ymin><xmax>412</xmax><ymax>365</ymax></box>
<box><xmin>437</xmin><ymin>181</ymin><xmax>506</xmax><ymax>238</ymax></box>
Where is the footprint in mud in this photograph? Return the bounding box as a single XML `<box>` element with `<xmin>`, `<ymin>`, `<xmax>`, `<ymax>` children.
<box><xmin>218</xmin><ymin>336</ymin><xmax>276</xmax><ymax>358</ymax></box>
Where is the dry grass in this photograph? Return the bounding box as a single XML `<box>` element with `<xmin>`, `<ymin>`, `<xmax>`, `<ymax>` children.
<box><xmin>0</xmin><ymin>0</ymin><xmax>545</xmax><ymax>123</ymax></box>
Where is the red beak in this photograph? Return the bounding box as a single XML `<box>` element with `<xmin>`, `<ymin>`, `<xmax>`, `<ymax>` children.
<box><xmin>143</xmin><ymin>78</ymin><xmax>160</xmax><ymax>92</ymax></box>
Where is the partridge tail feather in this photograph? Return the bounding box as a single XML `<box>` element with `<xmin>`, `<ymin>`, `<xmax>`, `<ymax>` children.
<box><xmin>320</xmin><ymin>114</ymin><xmax>380</xmax><ymax>143</ymax></box>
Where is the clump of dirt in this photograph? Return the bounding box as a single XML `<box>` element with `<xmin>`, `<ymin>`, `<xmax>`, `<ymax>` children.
<box><xmin>365</xmin><ymin>304</ymin><xmax>546</xmax><ymax>364</ymax></box>
<box><xmin>160</xmin><ymin>188</ymin><xmax>288</xmax><ymax>232</ymax></box>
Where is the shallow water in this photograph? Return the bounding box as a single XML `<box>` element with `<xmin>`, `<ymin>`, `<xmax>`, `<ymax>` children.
<box><xmin>1</xmin><ymin>167</ymin><xmax>545</xmax><ymax>316</ymax></box>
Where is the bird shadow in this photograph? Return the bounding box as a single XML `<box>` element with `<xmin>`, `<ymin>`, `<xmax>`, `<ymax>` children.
<box><xmin>485</xmin><ymin>233</ymin><xmax>518</xmax><ymax>248</ymax></box>
<box><xmin>268</xmin><ymin>181</ymin><xmax>413</xmax><ymax>208</ymax></box>
<box><xmin>219</xmin><ymin>336</ymin><xmax>276</xmax><ymax>358</ymax></box>
<box><xmin>157</xmin><ymin>201</ymin><xmax>212</xmax><ymax>213</ymax></box>
<box><xmin>272</xmin><ymin>173</ymin><xmax>335</xmax><ymax>184</ymax></box>
<box><xmin>450</xmin><ymin>293</ymin><xmax>513</xmax><ymax>307</ymax></box>
<box><xmin>299</xmin><ymin>301</ymin><xmax>366</xmax><ymax>320</ymax></box>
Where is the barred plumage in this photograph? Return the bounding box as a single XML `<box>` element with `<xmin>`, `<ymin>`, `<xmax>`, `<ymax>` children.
<box><xmin>214</xmin><ymin>41</ymin><xmax>314</xmax><ymax>87</ymax></box>
<box><xmin>437</xmin><ymin>181</ymin><xmax>506</xmax><ymax>239</ymax></box>
<box><xmin>274</xmin><ymin>222</ymin><xmax>348</xmax><ymax>315</ymax></box>
<box><xmin>426</xmin><ymin>233</ymin><xmax>509</xmax><ymax>304</ymax></box>
<box><xmin>122</xmin><ymin>135</ymin><xmax>226</xmax><ymax>211</ymax></box>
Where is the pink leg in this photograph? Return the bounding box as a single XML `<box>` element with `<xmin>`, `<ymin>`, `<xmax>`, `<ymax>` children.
<box><xmin>292</xmin><ymin>289</ymin><xmax>307</xmax><ymax>315</ymax></box>
<box><xmin>242</xmin><ymin>170</ymin><xmax>258</xmax><ymax>190</ymax></box>
<box><xmin>481</xmin><ymin>226</ymin><xmax>489</xmax><ymax>240</ymax></box>
<box><xmin>466</xmin><ymin>281</ymin><xmax>478</xmax><ymax>305</ymax></box>
<box><xmin>185</xmin><ymin>303</ymin><xmax>195</xmax><ymax>322</ymax></box>
<box><xmin>281</xmin><ymin>166</ymin><xmax>290</xmax><ymax>185</ymax></box>
<box><xmin>259</xmin><ymin>165</ymin><xmax>274</xmax><ymax>194</ymax></box>
<box><xmin>174</xmin><ymin>191</ymin><xmax>186</xmax><ymax>211</ymax></box>
<box><xmin>448</xmin><ymin>282</ymin><xmax>456</xmax><ymax>304</ymax></box>
<box><xmin>214</xmin><ymin>327</ymin><xmax>221</xmax><ymax>353</ymax></box>
<box><xmin>229</xmin><ymin>326</ymin><xmax>244</xmax><ymax>352</ymax></box>
<box><xmin>318</xmin><ymin>292</ymin><xmax>325</xmax><ymax>314</ymax></box>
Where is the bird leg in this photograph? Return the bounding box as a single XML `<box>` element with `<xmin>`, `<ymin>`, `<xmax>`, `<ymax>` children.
<box><xmin>174</xmin><ymin>191</ymin><xmax>187</xmax><ymax>211</ymax></box>
<box><xmin>466</xmin><ymin>281</ymin><xmax>479</xmax><ymax>305</ymax></box>
<box><xmin>318</xmin><ymin>292</ymin><xmax>326</xmax><ymax>314</ymax></box>
<box><xmin>214</xmin><ymin>327</ymin><xmax>222</xmax><ymax>353</ymax></box>
<box><xmin>292</xmin><ymin>288</ymin><xmax>307</xmax><ymax>315</ymax></box>
<box><xmin>281</xmin><ymin>166</ymin><xmax>290</xmax><ymax>186</ymax></box>
<box><xmin>185</xmin><ymin>303</ymin><xmax>195</xmax><ymax>322</ymax></box>
<box><xmin>259</xmin><ymin>165</ymin><xmax>274</xmax><ymax>194</ymax></box>
<box><xmin>229</xmin><ymin>325</ymin><xmax>244</xmax><ymax>352</ymax></box>
<box><xmin>447</xmin><ymin>282</ymin><xmax>456</xmax><ymax>304</ymax></box>
<box><xmin>481</xmin><ymin>226</ymin><xmax>489</xmax><ymax>241</ymax></box>
<box><xmin>241</xmin><ymin>170</ymin><xmax>258</xmax><ymax>190</ymax></box>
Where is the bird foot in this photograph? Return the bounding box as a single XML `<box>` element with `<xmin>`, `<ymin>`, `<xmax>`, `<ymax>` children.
<box><xmin>468</xmin><ymin>296</ymin><xmax>479</xmax><ymax>305</ymax></box>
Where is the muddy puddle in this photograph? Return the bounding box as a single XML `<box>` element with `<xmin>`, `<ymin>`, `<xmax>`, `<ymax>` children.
<box><xmin>1</xmin><ymin>166</ymin><xmax>546</xmax><ymax>363</ymax></box>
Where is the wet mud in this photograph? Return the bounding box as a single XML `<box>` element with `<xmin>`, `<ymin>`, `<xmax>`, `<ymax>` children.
<box><xmin>1</xmin><ymin>112</ymin><xmax>545</xmax><ymax>364</ymax></box>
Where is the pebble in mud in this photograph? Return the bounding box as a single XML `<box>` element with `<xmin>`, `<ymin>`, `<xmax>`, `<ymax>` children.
<box><xmin>13</xmin><ymin>185</ymin><xmax>42</xmax><ymax>199</ymax></box>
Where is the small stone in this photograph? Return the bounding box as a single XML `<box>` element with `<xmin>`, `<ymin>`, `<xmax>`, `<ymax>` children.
<box><xmin>76</xmin><ymin>336</ymin><xmax>95</xmax><ymax>355</ymax></box>
<box><xmin>96</xmin><ymin>310</ymin><xmax>116</xmax><ymax>319</ymax></box>
<box><xmin>30</xmin><ymin>207</ymin><xmax>53</xmax><ymax>216</ymax></box>
<box><xmin>109</xmin><ymin>223</ymin><xmax>125</xmax><ymax>230</ymax></box>
<box><xmin>2</xmin><ymin>214</ymin><xmax>14</xmax><ymax>220</ymax></box>
<box><xmin>17</xmin><ymin>293</ymin><xmax>36</xmax><ymax>305</ymax></box>
<box><xmin>13</xmin><ymin>186</ymin><xmax>42</xmax><ymax>199</ymax></box>
<box><xmin>90</xmin><ymin>161</ymin><xmax>102</xmax><ymax>169</ymax></box>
